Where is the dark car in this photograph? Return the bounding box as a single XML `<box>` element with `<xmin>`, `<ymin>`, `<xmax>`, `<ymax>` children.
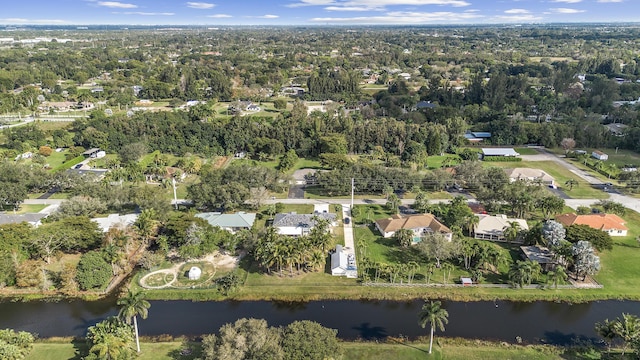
<box><xmin>344</xmin><ymin>217</ymin><xmax>350</xmax><ymax>224</ymax></box>
<box><xmin>73</xmin><ymin>164</ymin><xmax>83</xmax><ymax>169</ymax></box>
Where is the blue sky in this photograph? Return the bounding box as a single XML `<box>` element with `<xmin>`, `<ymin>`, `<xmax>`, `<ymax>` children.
<box><xmin>0</xmin><ymin>0</ymin><xmax>637</xmax><ymax>25</ymax></box>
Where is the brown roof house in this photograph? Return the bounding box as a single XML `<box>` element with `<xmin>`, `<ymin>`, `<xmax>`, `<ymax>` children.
<box><xmin>556</xmin><ymin>213</ymin><xmax>628</xmax><ymax>237</ymax></box>
<box><xmin>375</xmin><ymin>214</ymin><xmax>452</xmax><ymax>243</ymax></box>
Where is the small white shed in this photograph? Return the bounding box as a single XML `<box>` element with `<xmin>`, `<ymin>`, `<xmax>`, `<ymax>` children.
<box><xmin>188</xmin><ymin>266</ymin><xmax>202</xmax><ymax>280</ymax></box>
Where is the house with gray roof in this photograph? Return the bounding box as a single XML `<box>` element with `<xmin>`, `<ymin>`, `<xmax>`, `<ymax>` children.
<box><xmin>91</xmin><ymin>213</ymin><xmax>139</xmax><ymax>233</ymax></box>
<box><xmin>195</xmin><ymin>212</ymin><xmax>257</xmax><ymax>234</ymax></box>
<box><xmin>273</xmin><ymin>212</ymin><xmax>337</xmax><ymax>236</ymax></box>
<box><xmin>0</xmin><ymin>213</ymin><xmax>47</xmax><ymax>227</ymax></box>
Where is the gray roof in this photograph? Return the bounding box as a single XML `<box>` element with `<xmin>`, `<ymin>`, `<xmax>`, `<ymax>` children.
<box><xmin>273</xmin><ymin>212</ymin><xmax>336</xmax><ymax>228</ymax></box>
<box><xmin>0</xmin><ymin>213</ymin><xmax>47</xmax><ymax>226</ymax></box>
<box><xmin>521</xmin><ymin>245</ymin><xmax>554</xmax><ymax>264</ymax></box>
<box><xmin>195</xmin><ymin>212</ymin><xmax>256</xmax><ymax>229</ymax></box>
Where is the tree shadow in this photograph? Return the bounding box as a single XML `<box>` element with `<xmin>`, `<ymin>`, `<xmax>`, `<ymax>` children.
<box><xmin>542</xmin><ymin>330</ymin><xmax>600</xmax><ymax>347</ymax></box>
<box><xmin>352</xmin><ymin>322</ymin><xmax>388</xmax><ymax>340</ymax></box>
<box><xmin>167</xmin><ymin>341</ymin><xmax>203</xmax><ymax>360</ymax></box>
<box><xmin>71</xmin><ymin>340</ymin><xmax>89</xmax><ymax>360</ymax></box>
<box><xmin>387</xmin><ymin>337</ymin><xmax>429</xmax><ymax>354</ymax></box>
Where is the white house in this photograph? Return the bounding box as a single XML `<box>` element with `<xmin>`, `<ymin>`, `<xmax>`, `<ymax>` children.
<box><xmin>592</xmin><ymin>150</ymin><xmax>609</xmax><ymax>161</ymax></box>
<box><xmin>331</xmin><ymin>245</ymin><xmax>357</xmax><ymax>278</ymax></box>
<box><xmin>273</xmin><ymin>212</ymin><xmax>337</xmax><ymax>236</ymax></box>
<box><xmin>474</xmin><ymin>214</ymin><xmax>529</xmax><ymax>242</ymax></box>
<box><xmin>504</xmin><ymin>168</ymin><xmax>555</xmax><ymax>187</ymax></box>
<box><xmin>482</xmin><ymin>148</ymin><xmax>520</xmax><ymax>158</ymax></box>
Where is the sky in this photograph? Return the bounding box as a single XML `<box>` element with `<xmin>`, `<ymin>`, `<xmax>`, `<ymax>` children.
<box><xmin>0</xmin><ymin>0</ymin><xmax>638</xmax><ymax>26</ymax></box>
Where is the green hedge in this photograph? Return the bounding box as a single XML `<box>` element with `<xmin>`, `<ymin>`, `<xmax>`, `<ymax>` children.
<box><xmin>482</xmin><ymin>156</ymin><xmax>523</xmax><ymax>162</ymax></box>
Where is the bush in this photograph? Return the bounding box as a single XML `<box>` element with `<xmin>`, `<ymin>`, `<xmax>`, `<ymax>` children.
<box><xmin>38</xmin><ymin>146</ymin><xmax>53</xmax><ymax>157</ymax></box>
<box><xmin>482</xmin><ymin>156</ymin><xmax>523</xmax><ymax>162</ymax></box>
<box><xmin>76</xmin><ymin>251</ymin><xmax>112</xmax><ymax>291</ymax></box>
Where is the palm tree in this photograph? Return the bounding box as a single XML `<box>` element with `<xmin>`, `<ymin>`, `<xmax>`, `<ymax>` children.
<box><xmin>564</xmin><ymin>178</ymin><xmax>578</xmax><ymax>192</ymax></box>
<box><xmin>613</xmin><ymin>313</ymin><xmax>640</xmax><ymax>356</ymax></box>
<box><xmin>502</xmin><ymin>221</ymin><xmax>521</xmax><ymax>244</ymax></box>
<box><xmin>90</xmin><ymin>333</ymin><xmax>128</xmax><ymax>360</ymax></box>
<box><xmin>418</xmin><ymin>300</ymin><xmax>449</xmax><ymax>354</ymax></box>
<box><xmin>386</xmin><ymin>193</ymin><xmax>401</xmax><ymax>214</ymax></box>
<box><xmin>117</xmin><ymin>289</ymin><xmax>151</xmax><ymax>353</ymax></box>
<box><xmin>547</xmin><ymin>265</ymin><xmax>567</xmax><ymax>289</ymax></box>
<box><xmin>508</xmin><ymin>260</ymin><xmax>541</xmax><ymax>288</ymax></box>
<box><xmin>466</xmin><ymin>214</ymin><xmax>479</xmax><ymax>237</ymax></box>
<box><xmin>595</xmin><ymin>319</ymin><xmax>617</xmax><ymax>354</ymax></box>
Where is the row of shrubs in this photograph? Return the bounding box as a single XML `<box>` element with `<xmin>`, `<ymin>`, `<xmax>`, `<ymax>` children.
<box><xmin>482</xmin><ymin>156</ymin><xmax>523</xmax><ymax>162</ymax></box>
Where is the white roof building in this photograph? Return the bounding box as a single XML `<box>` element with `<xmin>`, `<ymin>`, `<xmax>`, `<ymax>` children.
<box><xmin>504</xmin><ymin>168</ymin><xmax>555</xmax><ymax>186</ymax></box>
<box><xmin>91</xmin><ymin>213</ymin><xmax>139</xmax><ymax>233</ymax></box>
<box><xmin>188</xmin><ymin>266</ymin><xmax>202</xmax><ymax>280</ymax></box>
<box><xmin>482</xmin><ymin>148</ymin><xmax>520</xmax><ymax>157</ymax></box>
<box><xmin>331</xmin><ymin>245</ymin><xmax>357</xmax><ymax>278</ymax></box>
<box><xmin>474</xmin><ymin>214</ymin><xmax>529</xmax><ymax>242</ymax></box>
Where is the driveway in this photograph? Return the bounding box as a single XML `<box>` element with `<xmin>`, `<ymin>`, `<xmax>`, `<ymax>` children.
<box><xmin>287</xmin><ymin>184</ymin><xmax>305</xmax><ymax>199</ymax></box>
<box><xmin>342</xmin><ymin>204</ymin><xmax>355</xmax><ymax>258</ymax></box>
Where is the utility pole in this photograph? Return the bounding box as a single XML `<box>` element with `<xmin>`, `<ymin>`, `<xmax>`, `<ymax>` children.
<box><xmin>351</xmin><ymin>178</ymin><xmax>354</xmax><ymax>211</ymax></box>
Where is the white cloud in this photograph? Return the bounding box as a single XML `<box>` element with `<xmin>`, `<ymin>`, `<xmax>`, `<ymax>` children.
<box><xmin>311</xmin><ymin>10</ymin><xmax>482</xmax><ymax>24</ymax></box>
<box><xmin>207</xmin><ymin>14</ymin><xmax>232</xmax><ymax>18</ymax></box>
<box><xmin>325</xmin><ymin>6</ymin><xmax>381</xmax><ymax>11</ymax></box>
<box><xmin>289</xmin><ymin>0</ymin><xmax>470</xmax><ymax>9</ymax></box>
<box><xmin>493</xmin><ymin>14</ymin><xmax>542</xmax><ymax>22</ymax></box>
<box><xmin>550</xmin><ymin>0</ymin><xmax>582</xmax><ymax>3</ymax></box>
<box><xmin>246</xmin><ymin>14</ymin><xmax>280</xmax><ymax>18</ymax></box>
<box><xmin>122</xmin><ymin>12</ymin><xmax>175</xmax><ymax>16</ymax></box>
<box><xmin>550</xmin><ymin>7</ymin><xmax>585</xmax><ymax>13</ymax></box>
<box><xmin>597</xmin><ymin>0</ymin><xmax>623</xmax><ymax>2</ymax></box>
<box><xmin>504</xmin><ymin>9</ymin><xmax>530</xmax><ymax>14</ymax></box>
<box><xmin>0</xmin><ymin>18</ymin><xmax>66</xmax><ymax>24</ymax></box>
<box><xmin>97</xmin><ymin>1</ymin><xmax>138</xmax><ymax>8</ymax></box>
<box><xmin>186</xmin><ymin>2</ymin><xmax>216</xmax><ymax>9</ymax></box>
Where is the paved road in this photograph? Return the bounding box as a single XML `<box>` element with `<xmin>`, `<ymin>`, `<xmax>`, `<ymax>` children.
<box><xmin>342</xmin><ymin>205</ymin><xmax>355</xmax><ymax>256</ymax></box>
<box><xmin>0</xmin><ymin>117</ymin><xmax>35</xmax><ymax>129</ymax></box>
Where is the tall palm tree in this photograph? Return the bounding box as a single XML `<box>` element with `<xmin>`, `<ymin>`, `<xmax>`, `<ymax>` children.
<box><xmin>466</xmin><ymin>214</ymin><xmax>479</xmax><ymax>237</ymax></box>
<box><xmin>613</xmin><ymin>313</ymin><xmax>640</xmax><ymax>356</ymax></box>
<box><xmin>117</xmin><ymin>289</ymin><xmax>151</xmax><ymax>353</ymax></box>
<box><xmin>502</xmin><ymin>221</ymin><xmax>521</xmax><ymax>244</ymax></box>
<box><xmin>418</xmin><ymin>300</ymin><xmax>449</xmax><ymax>354</ymax></box>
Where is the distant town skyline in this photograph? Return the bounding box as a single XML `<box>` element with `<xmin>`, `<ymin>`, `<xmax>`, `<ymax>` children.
<box><xmin>0</xmin><ymin>0</ymin><xmax>637</xmax><ymax>26</ymax></box>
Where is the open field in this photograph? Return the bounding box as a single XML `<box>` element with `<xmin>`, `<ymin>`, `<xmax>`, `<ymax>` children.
<box><xmin>484</xmin><ymin>160</ymin><xmax>608</xmax><ymax>199</ymax></box>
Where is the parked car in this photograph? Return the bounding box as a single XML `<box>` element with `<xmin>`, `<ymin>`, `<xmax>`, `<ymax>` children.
<box><xmin>344</xmin><ymin>217</ymin><xmax>350</xmax><ymax>224</ymax></box>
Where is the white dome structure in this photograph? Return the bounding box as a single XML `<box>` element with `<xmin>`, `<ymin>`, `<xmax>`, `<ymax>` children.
<box><xmin>188</xmin><ymin>266</ymin><xmax>202</xmax><ymax>280</ymax></box>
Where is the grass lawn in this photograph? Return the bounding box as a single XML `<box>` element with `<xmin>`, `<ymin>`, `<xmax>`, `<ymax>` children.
<box><xmin>33</xmin><ymin>121</ymin><xmax>73</xmax><ymax>132</ymax></box>
<box><xmin>484</xmin><ymin>160</ymin><xmax>608</xmax><ymax>199</ymax></box>
<box><xmin>427</xmin><ymin>154</ymin><xmax>461</xmax><ymax>169</ymax></box>
<box><xmin>29</xmin><ymin>339</ymin><xmax>566</xmax><ymax>360</ymax></box>
<box><xmin>514</xmin><ymin>147</ymin><xmax>541</xmax><ymax>155</ymax></box>
<box><xmin>342</xmin><ymin>341</ymin><xmax>564</xmax><ymax>360</ymax></box>
<box><xmin>30</xmin><ymin>340</ymin><xmax>201</xmax><ymax>360</ymax></box>
<box><xmin>0</xmin><ymin>203</ymin><xmax>47</xmax><ymax>213</ymax></box>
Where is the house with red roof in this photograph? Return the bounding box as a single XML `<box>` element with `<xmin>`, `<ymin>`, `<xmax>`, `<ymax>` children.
<box><xmin>556</xmin><ymin>213</ymin><xmax>628</xmax><ymax>237</ymax></box>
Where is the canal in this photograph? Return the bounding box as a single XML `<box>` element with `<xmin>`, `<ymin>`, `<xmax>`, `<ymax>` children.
<box><xmin>1</xmin><ymin>299</ymin><xmax>637</xmax><ymax>345</ymax></box>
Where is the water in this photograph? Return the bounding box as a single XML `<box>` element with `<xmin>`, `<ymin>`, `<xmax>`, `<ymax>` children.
<box><xmin>1</xmin><ymin>299</ymin><xmax>638</xmax><ymax>345</ymax></box>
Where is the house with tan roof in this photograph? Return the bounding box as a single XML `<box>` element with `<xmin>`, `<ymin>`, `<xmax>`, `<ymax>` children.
<box><xmin>375</xmin><ymin>214</ymin><xmax>452</xmax><ymax>242</ymax></box>
<box><xmin>504</xmin><ymin>168</ymin><xmax>555</xmax><ymax>187</ymax></box>
<box><xmin>556</xmin><ymin>213</ymin><xmax>628</xmax><ymax>236</ymax></box>
<box><xmin>474</xmin><ymin>214</ymin><xmax>529</xmax><ymax>242</ymax></box>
